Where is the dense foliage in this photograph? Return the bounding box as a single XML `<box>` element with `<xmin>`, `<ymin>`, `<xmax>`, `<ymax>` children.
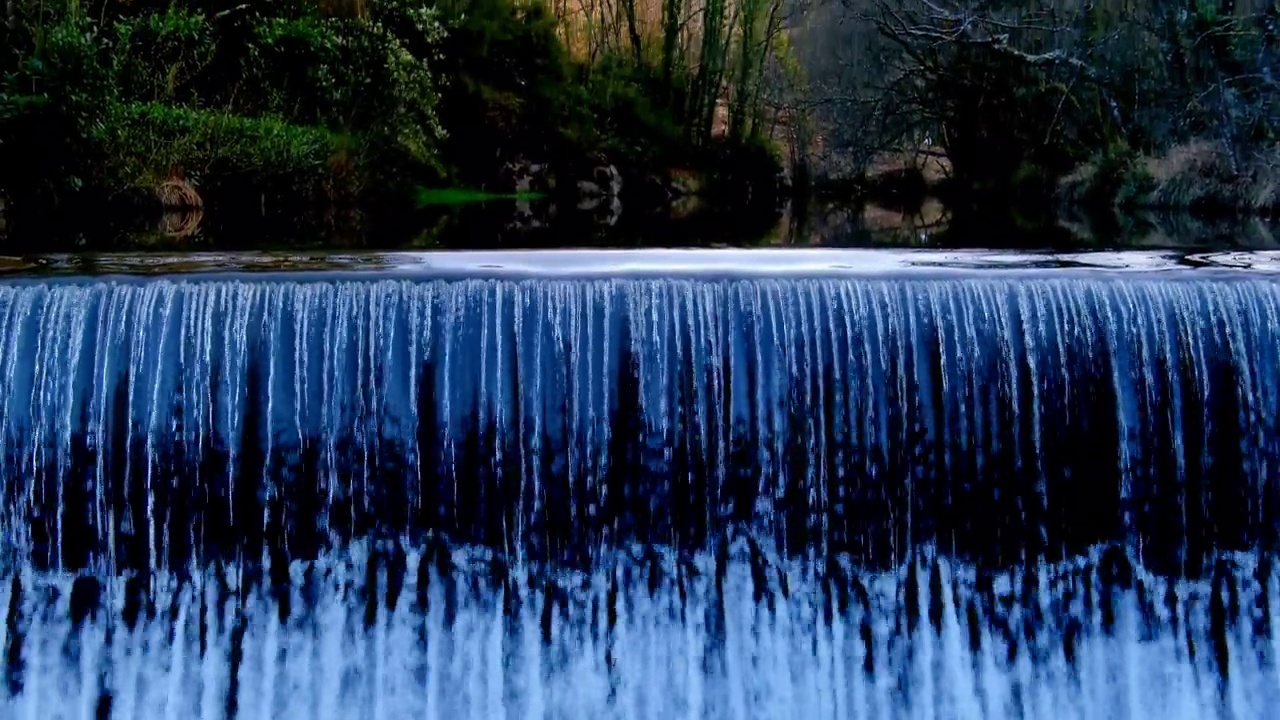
<box><xmin>0</xmin><ymin>0</ymin><xmax>785</xmax><ymax>235</ymax></box>
<box><xmin>0</xmin><ymin>0</ymin><xmax>453</xmax><ymax>214</ymax></box>
<box><xmin>781</xmin><ymin>0</ymin><xmax>1280</xmax><ymax>215</ymax></box>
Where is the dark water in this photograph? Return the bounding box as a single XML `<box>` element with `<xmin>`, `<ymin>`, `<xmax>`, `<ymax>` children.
<box><xmin>1</xmin><ymin>250</ymin><xmax>1278</xmax><ymax>719</ymax></box>
<box><xmin>5</xmin><ymin>194</ymin><xmax>1280</xmax><ymax>252</ymax></box>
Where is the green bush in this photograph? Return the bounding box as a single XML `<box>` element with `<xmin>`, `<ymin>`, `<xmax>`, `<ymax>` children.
<box><xmin>240</xmin><ymin>15</ymin><xmax>344</xmax><ymax>122</ymax></box>
<box><xmin>706</xmin><ymin>133</ymin><xmax>785</xmax><ymax>203</ymax></box>
<box><xmin>342</xmin><ymin>9</ymin><xmax>445</xmax><ymax>167</ymax></box>
<box><xmin>429</xmin><ymin>0</ymin><xmax>719</xmax><ymax>187</ymax></box>
<box><xmin>581</xmin><ymin>56</ymin><xmax>685</xmax><ymax>168</ymax></box>
<box><xmin>0</xmin><ymin>0</ymin><xmax>780</xmax><ymax>223</ymax></box>
<box><xmin>431</xmin><ymin>0</ymin><xmax>573</xmax><ymax>182</ymax></box>
<box><xmin>0</xmin><ymin>12</ymin><xmax>114</xmax><ymax>202</ymax></box>
<box><xmin>239</xmin><ymin>3</ymin><xmax>445</xmax><ymax>168</ymax></box>
<box><xmin>1</xmin><ymin>0</ymin><xmax>447</xmax><ymax>209</ymax></box>
<box><xmin>95</xmin><ymin>102</ymin><xmax>340</xmax><ymax>192</ymax></box>
<box><xmin>111</xmin><ymin>8</ymin><xmax>215</xmax><ymax>104</ymax></box>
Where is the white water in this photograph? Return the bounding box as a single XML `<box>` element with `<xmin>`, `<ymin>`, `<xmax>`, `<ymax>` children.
<box><xmin>3</xmin><ymin>546</ymin><xmax>1277</xmax><ymax>720</ymax></box>
<box><xmin>0</xmin><ymin>270</ymin><xmax>1278</xmax><ymax>717</ymax></box>
<box><xmin>0</xmin><ymin>277</ymin><xmax>1276</xmax><ymax>569</ymax></box>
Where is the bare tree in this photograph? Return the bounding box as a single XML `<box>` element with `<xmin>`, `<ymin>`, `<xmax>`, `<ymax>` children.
<box><xmin>824</xmin><ymin>0</ymin><xmax>1126</xmax><ymax>193</ymax></box>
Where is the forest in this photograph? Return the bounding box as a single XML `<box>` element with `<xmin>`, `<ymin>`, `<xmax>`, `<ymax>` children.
<box><xmin>1</xmin><ymin>0</ymin><xmax>1277</xmax><ymax>243</ymax></box>
<box><xmin>788</xmin><ymin>0</ymin><xmax>1280</xmax><ymax>220</ymax></box>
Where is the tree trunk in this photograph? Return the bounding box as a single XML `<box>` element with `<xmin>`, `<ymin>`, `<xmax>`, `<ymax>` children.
<box><xmin>661</xmin><ymin>0</ymin><xmax>683</xmax><ymax>93</ymax></box>
<box><xmin>623</xmin><ymin>0</ymin><xmax>643</xmax><ymax>65</ymax></box>
<box><xmin>730</xmin><ymin>0</ymin><xmax>760</xmax><ymax>142</ymax></box>
<box><xmin>692</xmin><ymin>0</ymin><xmax>729</xmax><ymax>144</ymax></box>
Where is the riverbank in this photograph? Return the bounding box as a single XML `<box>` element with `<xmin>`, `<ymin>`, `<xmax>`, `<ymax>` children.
<box><xmin>9</xmin><ymin>177</ymin><xmax>1276</xmax><ymax>254</ymax></box>
<box><xmin>0</xmin><ymin>0</ymin><xmax>786</xmax><ymax>243</ymax></box>
<box><xmin>827</xmin><ymin>140</ymin><xmax>1280</xmax><ymax>247</ymax></box>
<box><xmin>1058</xmin><ymin>141</ymin><xmax>1280</xmax><ymax>217</ymax></box>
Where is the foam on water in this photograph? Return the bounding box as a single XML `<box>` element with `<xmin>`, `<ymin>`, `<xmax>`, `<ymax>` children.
<box><xmin>3</xmin><ymin>546</ymin><xmax>1277</xmax><ymax>720</ymax></box>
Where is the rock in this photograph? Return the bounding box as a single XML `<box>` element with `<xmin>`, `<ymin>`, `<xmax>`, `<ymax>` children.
<box><xmin>593</xmin><ymin>165</ymin><xmax>623</xmax><ymax>196</ymax></box>
<box><xmin>599</xmin><ymin>196</ymin><xmax>622</xmax><ymax>226</ymax></box>
<box><xmin>776</xmin><ymin>163</ymin><xmax>793</xmax><ymax>193</ymax></box>
<box><xmin>507</xmin><ymin>200</ymin><xmax>547</xmax><ymax>232</ymax></box>
<box><xmin>575</xmin><ymin>194</ymin><xmax>621</xmax><ymax>225</ymax></box>
<box><xmin>578</xmin><ymin>166</ymin><xmax>622</xmax><ymax>197</ymax></box>
<box><xmin>576</xmin><ymin>180</ymin><xmax>605</xmax><ymax>200</ymax></box>
<box><xmin>497</xmin><ymin>158</ymin><xmax>555</xmax><ymax>195</ymax></box>
<box><xmin>506</xmin><ymin>198</ymin><xmax>558</xmax><ymax>233</ymax></box>
<box><xmin>577</xmin><ymin>165</ymin><xmax>623</xmax><ymax>201</ymax></box>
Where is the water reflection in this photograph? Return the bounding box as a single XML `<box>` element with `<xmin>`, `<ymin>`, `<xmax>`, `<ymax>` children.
<box><xmin>2</xmin><ymin>195</ymin><xmax>1279</xmax><ymax>251</ymax></box>
<box><xmin>792</xmin><ymin>200</ymin><xmax>1280</xmax><ymax>250</ymax></box>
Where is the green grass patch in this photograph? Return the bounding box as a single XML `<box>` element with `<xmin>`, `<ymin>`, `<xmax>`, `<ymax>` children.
<box><xmin>415</xmin><ymin>186</ymin><xmax>543</xmax><ymax>206</ymax></box>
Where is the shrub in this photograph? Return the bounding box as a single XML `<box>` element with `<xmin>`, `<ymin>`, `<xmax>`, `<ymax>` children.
<box><xmin>111</xmin><ymin>8</ymin><xmax>216</xmax><ymax>104</ymax></box>
<box><xmin>0</xmin><ymin>12</ymin><xmax>114</xmax><ymax>203</ymax></box>
<box><xmin>240</xmin><ymin>3</ymin><xmax>445</xmax><ymax>169</ymax></box>
<box><xmin>582</xmin><ymin>56</ymin><xmax>685</xmax><ymax>168</ymax></box>
<box><xmin>1</xmin><ymin>0</ymin><xmax>447</xmax><ymax>210</ymax></box>
<box><xmin>706</xmin><ymin>134</ymin><xmax>785</xmax><ymax>203</ymax></box>
<box><xmin>431</xmin><ymin>0</ymin><xmax>574</xmax><ymax>182</ymax></box>
<box><xmin>95</xmin><ymin>102</ymin><xmax>340</xmax><ymax>191</ymax></box>
<box><xmin>0</xmin><ymin>0</ymin><xmax>779</xmax><ymax>224</ymax></box>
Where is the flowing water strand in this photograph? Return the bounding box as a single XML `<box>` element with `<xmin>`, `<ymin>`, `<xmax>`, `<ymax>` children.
<box><xmin>0</xmin><ymin>274</ymin><xmax>1277</xmax><ymax>718</ymax></box>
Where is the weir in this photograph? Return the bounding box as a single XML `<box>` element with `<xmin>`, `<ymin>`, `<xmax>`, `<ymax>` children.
<box><xmin>0</xmin><ymin>250</ymin><xmax>1278</xmax><ymax>719</ymax></box>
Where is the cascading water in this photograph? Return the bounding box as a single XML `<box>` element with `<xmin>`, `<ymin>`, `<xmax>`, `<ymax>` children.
<box><xmin>1</xmin><ymin>252</ymin><xmax>1279</xmax><ymax>719</ymax></box>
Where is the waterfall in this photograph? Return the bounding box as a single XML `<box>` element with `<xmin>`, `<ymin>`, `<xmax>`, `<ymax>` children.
<box><xmin>1</xmin><ymin>266</ymin><xmax>1278</xmax><ymax>718</ymax></box>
